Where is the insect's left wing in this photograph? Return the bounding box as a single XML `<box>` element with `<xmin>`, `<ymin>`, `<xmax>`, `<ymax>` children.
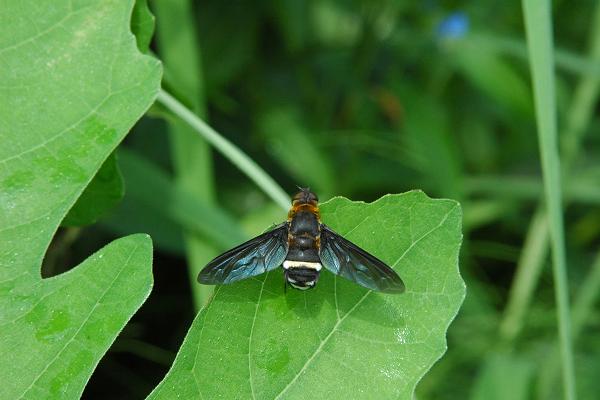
<box><xmin>319</xmin><ymin>225</ymin><xmax>405</xmax><ymax>293</ymax></box>
<box><xmin>198</xmin><ymin>223</ymin><xmax>289</xmax><ymax>285</ymax></box>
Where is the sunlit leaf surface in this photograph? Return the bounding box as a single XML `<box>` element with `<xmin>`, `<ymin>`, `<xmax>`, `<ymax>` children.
<box><xmin>149</xmin><ymin>191</ymin><xmax>464</xmax><ymax>399</ymax></box>
<box><xmin>0</xmin><ymin>0</ymin><xmax>161</xmax><ymax>397</ymax></box>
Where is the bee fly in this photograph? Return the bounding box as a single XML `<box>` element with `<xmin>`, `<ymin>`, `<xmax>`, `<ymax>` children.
<box><xmin>198</xmin><ymin>188</ymin><xmax>405</xmax><ymax>293</ymax></box>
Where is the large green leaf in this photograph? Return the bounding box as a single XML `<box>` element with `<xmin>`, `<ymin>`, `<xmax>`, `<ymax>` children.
<box><xmin>149</xmin><ymin>191</ymin><xmax>465</xmax><ymax>399</ymax></box>
<box><xmin>0</xmin><ymin>0</ymin><xmax>161</xmax><ymax>398</ymax></box>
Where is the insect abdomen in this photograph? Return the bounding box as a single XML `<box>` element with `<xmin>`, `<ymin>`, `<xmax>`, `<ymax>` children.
<box><xmin>283</xmin><ymin>262</ymin><xmax>321</xmax><ymax>290</ymax></box>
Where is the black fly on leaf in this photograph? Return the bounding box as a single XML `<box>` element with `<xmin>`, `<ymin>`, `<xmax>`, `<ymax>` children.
<box><xmin>198</xmin><ymin>189</ymin><xmax>405</xmax><ymax>293</ymax></box>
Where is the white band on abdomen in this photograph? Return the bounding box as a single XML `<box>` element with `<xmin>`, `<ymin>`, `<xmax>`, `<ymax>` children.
<box><xmin>283</xmin><ymin>260</ymin><xmax>322</xmax><ymax>271</ymax></box>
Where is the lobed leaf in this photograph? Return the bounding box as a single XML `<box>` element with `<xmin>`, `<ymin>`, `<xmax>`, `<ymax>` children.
<box><xmin>149</xmin><ymin>191</ymin><xmax>465</xmax><ymax>400</ymax></box>
<box><xmin>0</xmin><ymin>0</ymin><xmax>161</xmax><ymax>397</ymax></box>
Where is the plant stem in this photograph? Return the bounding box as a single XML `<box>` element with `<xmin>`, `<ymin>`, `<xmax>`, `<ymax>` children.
<box><xmin>157</xmin><ymin>89</ymin><xmax>290</xmax><ymax>211</ymax></box>
<box><xmin>522</xmin><ymin>1</ymin><xmax>575</xmax><ymax>399</ymax></box>
<box><xmin>154</xmin><ymin>0</ymin><xmax>216</xmax><ymax>309</ymax></box>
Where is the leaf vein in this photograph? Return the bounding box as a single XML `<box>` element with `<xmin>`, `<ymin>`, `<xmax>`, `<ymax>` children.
<box><xmin>272</xmin><ymin>203</ymin><xmax>457</xmax><ymax>399</ymax></box>
<box><xmin>392</xmin><ymin>204</ymin><xmax>458</xmax><ymax>268</ymax></box>
<box><xmin>273</xmin><ymin>290</ymin><xmax>371</xmax><ymax>400</ymax></box>
<box><xmin>0</xmin><ymin>96</ymin><xmax>110</xmax><ymax>165</ymax></box>
<box><xmin>248</xmin><ymin>273</ymin><xmax>268</xmax><ymax>400</ymax></box>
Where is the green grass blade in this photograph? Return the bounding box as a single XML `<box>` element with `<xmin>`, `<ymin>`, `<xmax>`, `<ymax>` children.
<box><xmin>464</xmin><ymin>174</ymin><xmax>600</xmax><ymax>204</ymax></box>
<box><xmin>522</xmin><ymin>1</ymin><xmax>576</xmax><ymax>399</ymax></box>
<box><xmin>157</xmin><ymin>89</ymin><xmax>289</xmax><ymax>210</ymax></box>
<box><xmin>497</xmin><ymin>0</ymin><xmax>600</xmax><ymax>360</ymax></box>
<box><xmin>561</xmin><ymin>2</ymin><xmax>600</xmax><ymax>170</ymax></box>
<box><xmin>471</xmin><ymin>33</ymin><xmax>600</xmax><ymax>79</ymax></box>
<box><xmin>498</xmin><ymin>207</ymin><xmax>549</xmax><ymax>344</ymax></box>
<box><xmin>538</xmin><ymin>252</ymin><xmax>600</xmax><ymax>398</ymax></box>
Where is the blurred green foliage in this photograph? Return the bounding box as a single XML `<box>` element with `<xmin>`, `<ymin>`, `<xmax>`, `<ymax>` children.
<box><xmin>42</xmin><ymin>0</ymin><xmax>600</xmax><ymax>398</ymax></box>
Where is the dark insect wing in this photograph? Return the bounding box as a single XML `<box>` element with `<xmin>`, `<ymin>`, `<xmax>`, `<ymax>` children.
<box><xmin>198</xmin><ymin>223</ymin><xmax>289</xmax><ymax>285</ymax></box>
<box><xmin>319</xmin><ymin>225</ymin><xmax>405</xmax><ymax>293</ymax></box>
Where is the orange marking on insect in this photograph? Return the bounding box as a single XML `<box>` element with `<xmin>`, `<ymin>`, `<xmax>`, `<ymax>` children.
<box><xmin>288</xmin><ymin>203</ymin><xmax>320</xmax><ymax>220</ymax></box>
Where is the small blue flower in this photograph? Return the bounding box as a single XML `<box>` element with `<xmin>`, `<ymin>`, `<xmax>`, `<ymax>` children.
<box><xmin>437</xmin><ymin>12</ymin><xmax>469</xmax><ymax>39</ymax></box>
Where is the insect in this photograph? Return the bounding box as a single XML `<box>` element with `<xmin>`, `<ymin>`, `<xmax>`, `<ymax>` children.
<box><xmin>198</xmin><ymin>188</ymin><xmax>405</xmax><ymax>293</ymax></box>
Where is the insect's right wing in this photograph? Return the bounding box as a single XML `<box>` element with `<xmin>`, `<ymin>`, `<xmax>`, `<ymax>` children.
<box><xmin>198</xmin><ymin>223</ymin><xmax>289</xmax><ymax>285</ymax></box>
<box><xmin>319</xmin><ymin>225</ymin><xmax>405</xmax><ymax>293</ymax></box>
